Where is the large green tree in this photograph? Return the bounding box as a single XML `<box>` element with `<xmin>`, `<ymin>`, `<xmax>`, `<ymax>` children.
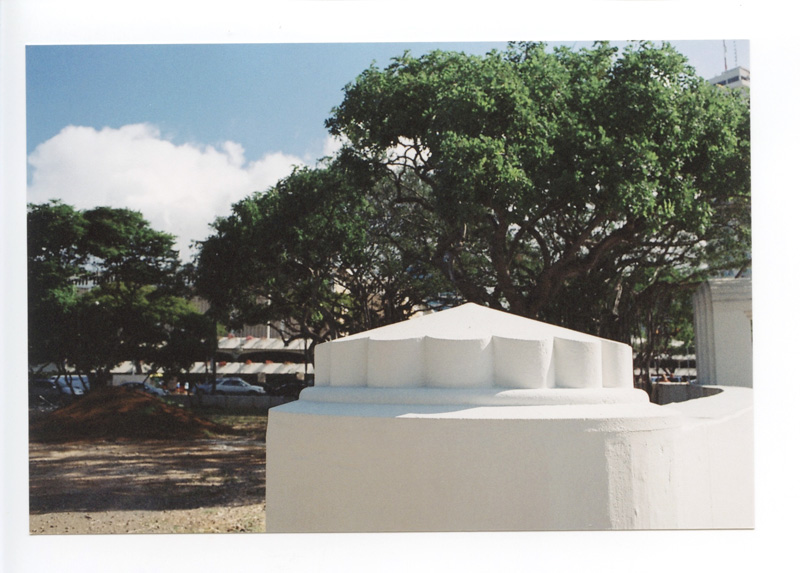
<box><xmin>27</xmin><ymin>201</ymin><xmax>205</xmax><ymax>382</ymax></box>
<box><xmin>325</xmin><ymin>42</ymin><xmax>750</xmax><ymax>366</ymax></box>
<box><xmin>195</xmin><ymin>158</ymin><xmax>452</xmax><ymax>346</ymax></box>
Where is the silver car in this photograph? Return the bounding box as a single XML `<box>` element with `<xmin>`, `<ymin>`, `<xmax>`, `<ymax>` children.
<box><xmin>196</xmin><ymin>377</ymin><xmax>266</xmax><ymax>396</ymax></box>
<box><xmin>51</xmin><ymin>375</ymin><xmax>90</xmax><ymax>396</ymax></box>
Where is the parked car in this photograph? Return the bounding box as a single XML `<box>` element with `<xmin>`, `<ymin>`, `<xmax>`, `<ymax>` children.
<box><xmin>120</xmin><ymin>381</ymin><xmax>169</xmax><ymax>397</ymax></box>
<box><xmin>51</xmin><ymin>375</ymin><xmax>90</xmax><ymax>396</ymax></box>
<box><xmin>194</xmin><ymin>377</ymin><xmax>266</xmax><ymax>396</ymax></box>
<box><xmin>29</xmin><ymin>378</ymin><xmax>61</xmax><ymax>401</ymax></box>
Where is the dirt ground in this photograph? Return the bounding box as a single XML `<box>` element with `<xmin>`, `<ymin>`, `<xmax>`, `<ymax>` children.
<box><xmin>28</xmin><ymin>389</ymin><xmax>269</xmax><ymax>535</ymax></box>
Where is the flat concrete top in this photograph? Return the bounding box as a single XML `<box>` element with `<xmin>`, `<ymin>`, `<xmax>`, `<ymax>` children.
<box><xmin>300</xmin><ymin>386</ymin><xmax>649</xmax><ymax>407</ymax></box>
<box><xmin>273</xmin><ymin>393</ymin><xmax>685</xmax><ymax>428</ymax></box>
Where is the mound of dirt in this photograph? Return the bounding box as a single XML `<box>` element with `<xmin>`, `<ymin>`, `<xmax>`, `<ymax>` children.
<box><xmin>30</xmin><ymin>387</ymin><xmax>232</xmax><ymax>441</ymax></box>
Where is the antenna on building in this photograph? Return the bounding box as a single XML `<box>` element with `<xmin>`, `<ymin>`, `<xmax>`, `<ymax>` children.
<box><xmin>734</xmin><ymin>40</ymin><xmax>738</xmax><ymax>67</ymax></box>
<box><xmin>723</xmin><ymin>40</ymin><xmax>728</xmax><ymax>71</ymax></box>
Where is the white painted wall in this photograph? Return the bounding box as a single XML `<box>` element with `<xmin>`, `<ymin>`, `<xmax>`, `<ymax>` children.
<box><xmin>693</xmin><ymin>278</ymin><xmax>753</xmax><ymax>387</ymax></box>
<box><xmin>265</xmin><ymin>386</ymin><xmax>753</xmax><ymax>532</ymax></box>
<box><xmin>110</xmin><ymin>374</ymin><xmax>150</xmax><ymax>386</ymax></box>
<box><xmin>314</xmin><ymin>304</ymin><xmax>634</xmax><ymax>390</ymax></box>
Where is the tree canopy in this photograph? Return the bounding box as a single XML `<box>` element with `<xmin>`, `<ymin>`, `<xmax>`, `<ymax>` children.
<box><xmin>27</xmin><ymin>201</ymin><xmax>209</xmax><ymax>380</ymax></box>
<box><xmin>197</xmin><ymin>42</ymin><xmax>750</xmax><ymax>374</ymax></box>
<box><xmin>195</xmin><ymin>159</ymin><xmax>451</xmax><ymax>345</ymax></box>
<box><xmin>325</xmin><ymin>41</ymin><xmax>750</xmax><ymax>363</ymax></box>
<box><xmin>27</xmin><ymin>201</ymin><xmax>87</xmax><ymax>369</ymax></box>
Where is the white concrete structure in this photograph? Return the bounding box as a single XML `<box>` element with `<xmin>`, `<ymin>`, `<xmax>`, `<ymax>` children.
<box><xmin>265</xmin><ymin>303</ymin><xmax>753</xmax><ymax>532</ymax></box>
<box><xmin>312</xmin><ymin>303</ymin><xmax>634</xmax><ymax>392</ymax></box>
<box><xmin>693</xmin><ymin>278</ymin><xmax>753</xmax><ymax>387</ymax></box>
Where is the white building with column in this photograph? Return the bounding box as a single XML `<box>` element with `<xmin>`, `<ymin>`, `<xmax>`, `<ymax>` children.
<box><xmin>693</xmin><ymin>277</ymin><xmax>753</xmax><ymax>387</ymax></box>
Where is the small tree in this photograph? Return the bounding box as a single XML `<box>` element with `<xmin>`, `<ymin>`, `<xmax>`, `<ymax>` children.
<box><xmin>195</xmin><ymin>158</ymin><xmax>451</xmax><ymax>346</ymax></box>
<box><xmin>156</xmin><ymin>309</ymin><xmax>219</xmax><ymax>390</ymax></box>
<box><xmin>28</xmin><ymin>201</ymin><xmax>201</xmax><ymax>384</ymax></box>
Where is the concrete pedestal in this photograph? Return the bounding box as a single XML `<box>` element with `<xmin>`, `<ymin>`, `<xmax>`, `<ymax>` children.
<box><xmin>265</xmin><ymin>304</ymin><xmax>753</xmax><ymax>532</ymax></box>
<box><xmin>266</xmin><ymin>386</ymin><xmax>753</xmax><ymax>532</ymax></box>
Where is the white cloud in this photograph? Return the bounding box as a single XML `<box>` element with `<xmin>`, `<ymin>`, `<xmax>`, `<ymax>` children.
<box><xmin>300</xmin><ymin>134</ymin><xmax>348</xmax><ymax>167</ymax></box>
<box><xmin>386</xmin><ymin>136</ymin><xmax>431</xmax><ymax>172</ymax></box>
<box><xmin>27</xmin><ymin>124</ymin><xmax>305</xmax><ymax>261</ymax></box>
<box><xmin>320</xmin><ymin>134</ymin><xmax>346</xmax><ymax>161</ymax></box>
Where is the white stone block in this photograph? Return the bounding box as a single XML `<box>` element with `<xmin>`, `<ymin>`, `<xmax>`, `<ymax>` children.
<box><xmin>266</xmin><ymin>386</ymin><xmax>754</xmax><ymax>532</ymax></box>
<box><xmin>600</xmin><ymin>339</ymin><xmax>633</xmax><ymax>388</ymax></box>
<box><xmin>329</xmin><ymin>337</ymin><xmax>368</xmax><ymax>386</ymax></box>
<box><xmin>424</xmin><ymin>336</ymin><xmax>493</xmax><ymax>388</ymax></box>
<box><xmin>553</xmin><ymin>337</ymin><xmax>602</xmax><ymax>388</ymax></box>
<box><xmin>492</xmin><ymin>336</ymin><xmax>552</xmax><ymax>389</ymax></box>
<box><xmin>313</xmin><ymin>342</ymin><xmax>331</xmax><ymax>386</ymax></box>
<box><xmin>267</xmin><ymin>304</ymin><xmax>753</xmax><ymax>532</ymax></box>
<box><xmin>367</xmin><ymin>337</ymin><xmax>424</xmax><ymax>388</ymax></box>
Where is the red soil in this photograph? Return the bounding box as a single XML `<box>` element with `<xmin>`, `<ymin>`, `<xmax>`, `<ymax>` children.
<box><xmin>29</xmin><ymin>387</ymin><xmax>231</xmax><ymax>441</ymax></box>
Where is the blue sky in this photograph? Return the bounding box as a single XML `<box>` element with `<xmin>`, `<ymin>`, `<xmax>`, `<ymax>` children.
<box><xmin>27</xmin><ymin>42</ymin><xmax>502</xmax><ymax>162</ymax></box>
<box><xmin>26</xmin><ymin>40</ymin><xmax>749</xmax><ymax>161</ymax></box>
<box><xmin>25</xmin><ymin>40</ymin><xmax>750</xmax><ymax>260</ymax></box>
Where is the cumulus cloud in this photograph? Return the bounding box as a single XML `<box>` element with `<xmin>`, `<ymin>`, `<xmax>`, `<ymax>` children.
<box><xmin>386</xmin><ymin>136</ymin><xmax>431</xmax><ymax>172</ymax></box>
<box><xmin>27</xmin><ymin>124</ymin><xmax>305</xmax><ymax>260</ymax></box>
<box><xmin>320</xmin><ymin>134</ymin><xmax>347</xmax><ymax>162</ymax></box>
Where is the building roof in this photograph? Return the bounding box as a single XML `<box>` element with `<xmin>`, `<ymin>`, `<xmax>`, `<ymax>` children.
<box><xmin>709</xmin><ymin>66</ymin><xmax>750</xmax><ymax>89</ymax></box>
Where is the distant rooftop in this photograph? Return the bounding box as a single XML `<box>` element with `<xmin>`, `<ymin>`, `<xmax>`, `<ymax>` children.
<box><xmin>708</xmin><ymin>66</ymin><xmax>750</xmax><ymax>89</ymax></box>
